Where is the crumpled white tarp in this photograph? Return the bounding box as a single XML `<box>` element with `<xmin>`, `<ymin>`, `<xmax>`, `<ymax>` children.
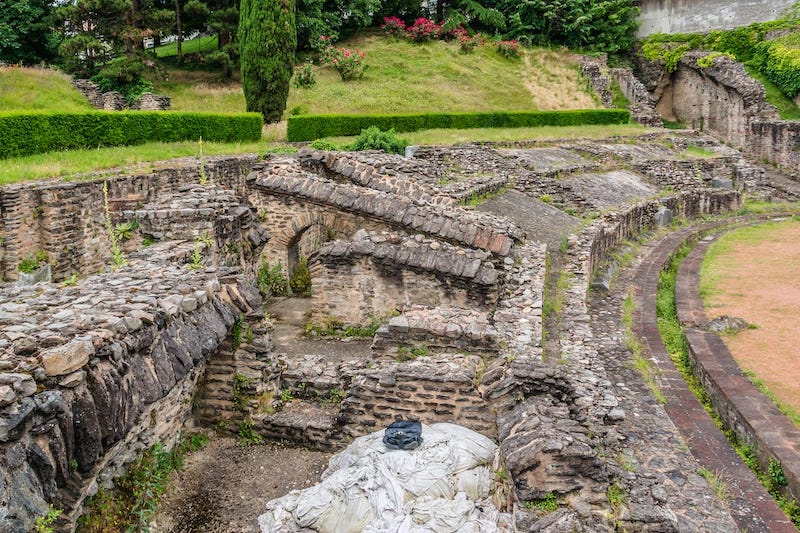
<box><xmin>258</xmin><ymin>422</ymin><xmax>513</xmax><ymax>533</ymax></box>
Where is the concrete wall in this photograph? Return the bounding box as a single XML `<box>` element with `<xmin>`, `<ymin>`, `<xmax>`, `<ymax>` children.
<box><xmin>637</xmin><ymin>0</ymin><xmax>796</xmax><ymax>37</ymax></box>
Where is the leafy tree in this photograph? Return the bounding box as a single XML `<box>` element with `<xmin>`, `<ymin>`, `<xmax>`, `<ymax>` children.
<box><xmin>0</xmin><ymin>0</ymin><xmax>60</xmax><ymax>65</ymax></box>
<box><xmin>55</xmin><ymin>0</ymin><xmax>173</xmax><ymax>97</ymax></box>
<box><xmin>239</xmin><ymin>0</ymin><xmax>296</xmax><ymax>122</ymax></box>
<box><xmin>295</xmin><ymin>0</ymin><xmax>380</xmax><ymax>51</ymax></box>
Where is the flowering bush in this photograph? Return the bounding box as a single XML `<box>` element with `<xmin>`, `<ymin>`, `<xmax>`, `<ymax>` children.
<box><xmin>407</xmin><ymin>17</ymin><xmax>442</xmax><ymax>42</ymax></box>
<box><xmin>454</xmin><ymin>27</ymin><xmax>482</xmax><ymax>53</ymax></box>
<box><xmin>328</xmin><ymin>47</ymin><xmax>367</xmax><ymax>81</ymax></box>
<box><xmin>496</xmin><ymin>39</ymin><xmax>522</xmax><ymax>59</ymax></box>
<box><xmin>381</xmin><ymin>16</ymin><xmax>406</xmax><ymax>36</ymax></box>
<box><xmin>315</xmin><ymin>35</ymin><xmax>335</xmax><ymax>64</ymax></box>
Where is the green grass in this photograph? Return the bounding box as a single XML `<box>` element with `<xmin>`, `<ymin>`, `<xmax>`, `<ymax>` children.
<box><xmin>285</xmin><ymin>33</ymin><xmax>599</xmax><ymax>116</ymax></box>
<box><xmin>151</xmin><ymin>69</ymin><xmax>246</xmax><ymax>113</ymax></box>
<box><xmin>153</xmin><ymin>35</ymin><xmax>220</xmax><ymax>57</ymax></box>
<box><xmin>0</xmin><ymin>66</ymin><xmax>93</xmax><ymax>112</ymax></box>
<box><xmin>0</xmin><ymin>141</ymin><xmax>292</xmax><ymax>185</ymax></box>
<box><xmin>324</xmin><ymin>123</ymin><xmax>649</xmax><ymax>146</ymax></box>
<box><xmin>623</xmin><ymin>292</ymin><xmax>666</xmax><ymax>404</ymax></box>
<box><xmin>745</xmin><ymin>65</ymin><xmax>800</xmax><ymax>120</ymax></box>
<box><xmin>684</xmin><ymin>144</ymin><xmax>716</xmax><ymax>158</ymax></box>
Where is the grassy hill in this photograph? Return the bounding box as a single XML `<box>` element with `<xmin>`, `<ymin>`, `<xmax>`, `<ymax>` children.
<box><xmin>0</xmin><ymin>67</ymin><xmax>93</xmax><ymax>112</ymax></box>
<box><xmin>153</xmin><ymin>32</ymin><xmax>599</xmax><ymax>115</ymax></box>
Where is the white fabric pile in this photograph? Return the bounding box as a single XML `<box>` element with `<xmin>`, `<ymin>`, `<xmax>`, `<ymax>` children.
<box><xmin>258</xmin><ymin>423</ymin><xmax>513</xmax><ymax>532</ymax></box>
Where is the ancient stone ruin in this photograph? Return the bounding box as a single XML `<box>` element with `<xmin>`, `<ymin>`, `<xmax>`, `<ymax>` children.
<box><xmin>3</xmin><ymin>43</ymin><xmax>800</xmax><ymax>531</ymax></box>
<box><xmin>72</xmin><ymin>79</ymin><xmax>171</xmax><ymax>111</ymax></box>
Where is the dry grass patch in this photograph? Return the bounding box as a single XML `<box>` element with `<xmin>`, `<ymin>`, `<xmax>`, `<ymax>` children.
<box><xmin>523</xmin><ymin>50</ymin><xmax>599</xmax><ymax>110</ymax></box>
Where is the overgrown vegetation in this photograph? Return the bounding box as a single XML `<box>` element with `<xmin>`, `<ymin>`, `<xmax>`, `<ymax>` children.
<box><xmin>78</xmin><ymin>433</ymin><xmax>209</xmax><ymax>532</ymax></box>
<box><xmin>641</xmin><ymin>8</ymin><xmax>800</xmax><ymax>117</ymax></box>
<box><xmin>525</xmin><ymin>492</ymin><xmax>559</xmax><ymax>513</ymax></box>
<box><xmin>346</xmin><ymin>126</ymin><xmax>409</xmax><ymax>154</ymax></box>
<box><xmin>306</xmin><ymin>314</ymin><xmax>387</xmax><ymax>338</ymax></box>
<box><xmin>289</xmin><ymin>256</ymin><xmax>312</xmax><ymax>296</ymax></box>
<box><xmin>257</xmin><ymin>261</ymin><xmax>290</xmax><ymax>297</ymax></box>
<box><xmin>18</xmin><ymin>250</ymin><xmax>48</xmax><ymax>274</ymax></box>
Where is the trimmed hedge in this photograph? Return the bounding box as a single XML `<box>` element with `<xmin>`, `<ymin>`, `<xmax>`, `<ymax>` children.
<box><xmin>286</xmin><ymin>109</ymin><xmax>631</xmax><ymax>141</ymax></box>
<box><xmin>0</xmin><ymin>111</ymin><xmax>263</xmax><ymax>159</ymax></box>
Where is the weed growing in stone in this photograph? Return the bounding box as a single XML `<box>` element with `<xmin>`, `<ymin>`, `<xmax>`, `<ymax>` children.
<box><xmin>237</xmin><ymin>419</ymin><xmax>264</xmax><ymax>447</ymax></box>
<box><xmin>280</xmin><ymin>389</ymin><xmax>294</xmax><ymax>403</ymax></box>
<box><xmin>113</xmin><ymin>219</ymin><xmax>139</xmax><ymax>241</ymax></box>
<box><xmin>396</xmin><ymin>344</ymin><xmax>430</xmax><ymax>362</ymax></box>
<box><xmin>102</xmin><ymin>181</ymin><xmax>127</xmax><ymax>269</ymax></box>
<box><xmin>698</xmin><ymin>468</ymin><xmax>731</xmax><ymax>502</ymax></box>
<box><xmin>622</xmin><ymin>292</ymin><xmax>665</xmax><ymax>404</ymax></box>
<box><xmin>607</xmin><ymin>482</ymin><xmax>626</xmax><ymax>512</ymax></box>
<box><xmin>78</xmin><ymin>433</ymin><xmax>208</xmax><ymax>532</ymax></box>
<box><xmin>525</xmin><ymin>492</ymin><xmax>559</xmax><ymax>513</ymax></box>
<box><xmin>257</xmin><ymin>261</ymin><xmax>289</xmax><ymax>297</ymax></box>
<box><xmin>33</xmin><ymin>505</ymin><xmax>62</xmax><ymax>533</ymax></box>
<box><xmin>232</xmin><ymin>372</ymin><xmax>252</xmax><ymax>411</ymax></box>
<box><xmin>18</xmin><ymin>250</ymin><xmax>48</xmax><ymax>273</ymax></box>
<box><xmin>289</xmin><ymin>256</ymin><xmax>312</xmax><ymax>296</ymax></box>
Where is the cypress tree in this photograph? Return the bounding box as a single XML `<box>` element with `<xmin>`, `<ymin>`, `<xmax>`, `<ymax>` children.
<box><xmin>239</xmin><ymin>0</ymin><xmax>296</xmax><ymax>123</ymax></box>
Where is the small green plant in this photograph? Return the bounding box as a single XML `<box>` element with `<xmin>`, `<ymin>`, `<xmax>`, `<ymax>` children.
<box><xmin>70</xmin><ymin>458</ymin><xmax>78</xmax><ymax>470</ymax></box>
<box><xmin>696</xmin><ymin>51</ymin><xmax>734</xmax><ymax>68</ymax></box>
<box><xmin>142</xmin><ymin>235</ymin><xmax>154</xmax><ymax>247</ymax></box>
<box><xmin>768</xmin><ymin>459</ymin><xmax>788</xmax><ymax>489</ymax></box>
<box><xmin>293</xmin><ymin>60</ymin><xmax>316</xmax><ymax>88</ymax></box>
<box><xmin>34</xmin><ymin>505</ymin><xmax>62</xmax><ymax>533</ymax></box>
<box><xmin>62</xmin><ymin>273</ymin><xmax>79</xmax><ymax>286</ymax></box>
<box><xmin>607</xmin><ymin>482</ymin><xmax>627</xmax><ymax>511</ymax></box>
<box><xmin>102</xmin><ymin>181</ymin><xmax>127</xmax><ymax>268</ymax></box>
<box><xmin>396</xmin><ymin>344</ymin><xmax>430</xmax><ymax>362</ymax></box>
<box><xmin>237</xmin><ymin>419</ymin><xmax>263</xmax><ymax>447</ymax></box>
<box><xmin>257</xmin><ymin>261</ymin><xmax>289</xmax><ymax>297</ymax></box>
<box><xmin>290</xmin><ymin>256</ymin><xmax>312</xmax><ymax>296</ymax></box>
<box><xmin>188</xmin><ymin>241</ymin><xmax>203</xmax><ymax>270</ymax></box>
<box><xmin>698</xmin><ymin>468</ymin><xmax>730</xmax><ymax>502</ymax></box>
<box><xmin>323</xmin><ymin>387</ymin><xmax>346</xmax><ymax>404</ymax></box>
<box><xmin>231</xmin><ymin>315</ymin><xmax>246</xmax><ymax>351</ymax></box>
<box><xmin>113</xmin><ymin>219</ymin><xmax>139</xmax><ymax>241</ymax></box>
<box><xmin>280</xmin><ymin>389</ymin><xmax>294</xmax><ymax>403</ymax></box>
<box><xmin>18</xmin><ymin>249</ymin><xmax>48</xmax><ymax>273</ymax></box>
<box><xmin>232</xmin><ymin>372</ymin><xmax>252</xmax><ymax>411</ymax></box>
<box><xmin>347</xmin><ymin>126</ymin><xmax>409</xmax><ymax>155</ymax></box>
<box><xmin>539</xmin><ymin>194</ymin><xmax>552</xmax><ymax>203</ymax></box>
<box><xmin>309</xmin><ymin>139</ymin><xmax>339</xmax><ymax>151</ymax></box>
<box><xmin>197</xmin><ymin>136</ymin><xmax>208</xmax><ymax>185</ymax></box>
<box><xmin>525</xmin><ymin>492</ymin><xmax>559</xmax><ymax>513</ymax></box>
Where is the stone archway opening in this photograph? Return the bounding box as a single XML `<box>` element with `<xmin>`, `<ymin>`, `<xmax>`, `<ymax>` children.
<box><xmin>286</xmin><ymin>223</ymin><xmax>343</xmax><ymax>297</ymax></box>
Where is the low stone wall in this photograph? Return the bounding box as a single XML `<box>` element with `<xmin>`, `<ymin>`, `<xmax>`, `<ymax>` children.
<box><xmin>0</xmin><ymin>156</ymin><xmax>257</xmax><ymax>282</ymax></box>
<box><xmin>72</xmin><ymin>79</ymin><xmax>171</xmax><ymax>111</ymax></box>
<box><xmin>586</xmin><ymin>190</ymin><xmax>741</xmax><ymax>276</ymax></box>
<box><xmin>308</xmin><ymin>231</ymin><xmax>499</xmax><ymax>325</ymax></box>
<box><xmin>0</xmin><ymin>254</ymin><xmax>261</xmax><ymax>531</ymax></box>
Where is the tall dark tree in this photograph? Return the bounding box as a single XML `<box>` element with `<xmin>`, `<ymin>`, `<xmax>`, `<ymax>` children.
<box><xmin>239</xmin><ymin>0</ymin><xmax>296</xmax><ymax>122</ymax></box>
<box><xmin>0</xmin><ymin>0</ymin><xmax>60</xmax><ymax>65</ymax></box>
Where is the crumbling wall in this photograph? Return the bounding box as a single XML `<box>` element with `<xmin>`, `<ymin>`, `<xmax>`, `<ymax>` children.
<box><xmin>0</xmin><ymin>257</ymin><xmax>261</xmax><ymax>531</ymax></box>
<box><xmin>657</xmin><ymin>52</ymin><xmax>800</xmax><ymax>175</ymax></box>
<box><xmin>0</xmin><ymin>156</ymin><xmax>257</xmax><ymax>281</ymax></box>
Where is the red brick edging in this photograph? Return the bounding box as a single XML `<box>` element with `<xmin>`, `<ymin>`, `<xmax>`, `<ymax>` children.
<box><xmin>634</xmin><ymin>218</ymin><xmax>796</xmax><ymax>532</ymax></box>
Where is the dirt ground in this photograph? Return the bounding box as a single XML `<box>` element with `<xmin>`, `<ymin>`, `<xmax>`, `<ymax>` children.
<box><xmin>702</xmin><ymin>219</ymin><xmax>800</xmax><ymax>413</ymax></box>
<box><xmin>152</xmin><ymin>296</ymin><xmax>366</xmax><ymax>532</ymax></box>
<box><xmin>151</xmin><ymin>437</ymin><xmax>332</xmax><ymax>532</ymax></box>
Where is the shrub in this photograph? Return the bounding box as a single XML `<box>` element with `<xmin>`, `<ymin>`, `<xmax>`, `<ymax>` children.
<box><xmin>347</xmin><ymin>126</ymin><xmax>409</xmax><ymax>154</ymax></box>
<box><xmin>496</xmin><ymin>40</ymin><xmax>522</xmax><ymax>59</ymax></box>
<box><xmin>327</xmin><ymin>47</ymin><xmax>367</xmax><ymax>81</ymax></box>
<box><xmin>407</xmin><ymin>17</ymin><xmax>442</xmax><ymax>42</ymax></box>
<box><xmin>309</xmin><ymin>139</ymin><xmax>339</xmax><ymax>150</ymax></box>
<box><xmin>289</xmin><ymin>256</ymin><xmax>312</xmax><ymax>296</ymax></box>
<box><xmin>0</xmin><ymin>111</ymin><xmax>263</xmax><ymax>159</ymax></box>
<box><xmin>286</xmin><ymin>109</ymin><xmax>631</xmax><ymax>141</ymax></box>
<box><xmin>381</xmin><ymin>16</ymin><xmax>406</xmax><ymax>36</ymax></box>
<box><xmin>239</xmin><ymin>0</ymin><xmax>296</xmax><ymax>122</ymax></box>
<box><xmin>455</xmin><ymin>27</ymin><xmax>482</xmax><ymax>54</ymax></box>
<box><xmin>293</xmin><ymin>60</ymin><xmax>316</xmax><ymax>88</ymax></box>
<box><xmin>257</xmin><ymin>261</ymin><xmax>289</xmax><ymax>297</ymax></box>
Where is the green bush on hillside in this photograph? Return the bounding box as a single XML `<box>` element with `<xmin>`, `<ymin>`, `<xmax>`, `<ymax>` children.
<box><xmin>287</xmin><ymin>109</ymin><xmax>631</xmax><ymax>141</ymax></box>
<box><xmin>346</xmin><ymin>126</ymin><xmax>408</xmax><ymax>154</ymax></box>
<box><xmin>0</xmin><ymin>111</ymin><xmax>263</xmax><ymax>159</ymax></box>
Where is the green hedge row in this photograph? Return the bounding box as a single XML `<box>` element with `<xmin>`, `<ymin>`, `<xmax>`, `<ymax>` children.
<box><xmin>286</xmin><ymin>109</ymin><xmax>631</xmax><ymax>141</ymax></box>
<box><xmin>0</xmin><ymin>111</ymin><xmax>263</xmax><ymax>159</ymax></box>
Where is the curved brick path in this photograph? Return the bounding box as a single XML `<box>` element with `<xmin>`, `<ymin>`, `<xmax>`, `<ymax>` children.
<box><xmin>632</xmin><ymin>218</ymin><xmax>796</xmax><ymax>532</ymax></box>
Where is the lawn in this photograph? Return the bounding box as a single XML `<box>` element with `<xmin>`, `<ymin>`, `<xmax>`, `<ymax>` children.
<box><xmin>0</xmin><ymin>66</ymin><xmax>93</xmax><ymax>112</ymax></box>
<box><xmin>153</xmin><ymin>35</ymin><xmax>220</xmax><ymax>57</ymax></box>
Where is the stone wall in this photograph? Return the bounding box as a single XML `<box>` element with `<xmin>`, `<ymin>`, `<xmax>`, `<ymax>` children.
<box><xmin>308</xmin><ymin>230</ymin><xmax>500</xmax><ymax>325</ymax></box>
<box><xmin>72</xmin><ymin>79</ymin><xmax>171</xmax><ymax>111</ymax></box>
<box><xmin>0</xmin><ymin>254</ymin><xmax>261</xmax><ymax>531</ymax></box>
<box><xmin>0</xmin><ymin>156</ymin><xmax>257</xmax><ymax>282</ymax></box>
<box><xmin>656</xmin><ymin>52</ymin><xmax>800</xmax><ymax>176</ymax></box>
<box><xmin>636</xmin><ymin>0</ymin><xmax>796</xmax><ymax>37</ymax></box>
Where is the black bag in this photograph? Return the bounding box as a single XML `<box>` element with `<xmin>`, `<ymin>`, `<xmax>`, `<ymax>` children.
<box><xmin>383</xmin><ymin>420</ymin><xmax>423</xmax><ymax>450</ymax></box>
